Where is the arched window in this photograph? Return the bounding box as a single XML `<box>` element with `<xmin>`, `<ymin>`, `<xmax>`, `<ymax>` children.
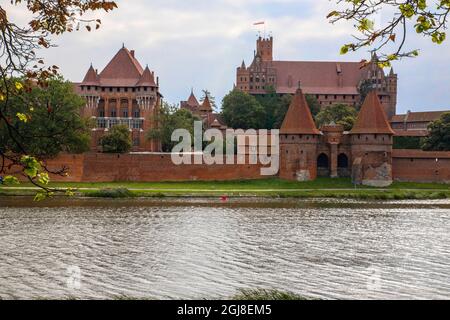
<box><xmin>317</xmin><ymin>153</ymin><xmax>329</xmax><ymax>168</ymax></box>
<box><xmin>121</xmin><ymin>99</ymin><xmax>129</xmax><ymax>118</ymax></box>
<box><xmin>338</xmin><ymin>154</ymin><xmax>349</xmax><ymax>168</ymax></box>
<box><xmin>109</xmin><ymin>99</ymin><xmax>117</xmax><ymax>117</ymax></box>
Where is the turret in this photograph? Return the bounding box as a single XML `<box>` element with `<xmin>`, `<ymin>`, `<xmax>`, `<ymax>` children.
<box><xmin>279</xmin><ymin>84</ymin><xmax>321</xmax><ymax>181</ymax></box>
<box><xmin>350</xmin><ymin>90</ymin><xmax>394</xmax><ymax>187</ymax></box>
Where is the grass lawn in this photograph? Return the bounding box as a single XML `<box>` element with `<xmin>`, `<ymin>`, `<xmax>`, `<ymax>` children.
<box><xmin>7</xmin><ymin>177</ymin><xmax>450</xmax><ymax>191</ymax></box>
<box><xmin>1</xmin><ymin>178</ymin><xmax>449</xmax><ymax>200</ymax></box>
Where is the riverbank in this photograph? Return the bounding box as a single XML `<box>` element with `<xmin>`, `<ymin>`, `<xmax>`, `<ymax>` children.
<box><xmin>1</xmin><ymin>178</ymin><xmax>449</xmax><ymax>200</ymax></box>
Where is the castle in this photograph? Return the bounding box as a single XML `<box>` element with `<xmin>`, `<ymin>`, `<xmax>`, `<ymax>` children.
<box><xmin>280</xmin><ymin>86</ymin><xmax>394</xmax><ymax>187</ymax></box>
<box><xmin>43</xmin><ymin>41</ymin><xmax>447</xmax><ymax>185</ymax></box>
<box><xmin>236</xmin><ymin>36</ymin><xmax>398</xmax><ymax>119</ymax></box>
<box><xmin>77</xmin><ymin>45</ymin><xmax>162</xmax><ymax>152</ymax></box>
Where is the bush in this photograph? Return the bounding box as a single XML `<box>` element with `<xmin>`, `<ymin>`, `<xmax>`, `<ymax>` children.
<box><xmin>100</xmin><ymin>125</ymin><xmax>132</xmax><ymax>153</ymax></box>
<box><xmin>87</xmin><ymin>188</ymin><xmax>134</xmax><ymax>198</ymax></box>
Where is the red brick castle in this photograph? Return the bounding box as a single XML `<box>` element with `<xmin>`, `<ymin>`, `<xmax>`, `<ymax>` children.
<box><xmin>236</xmin><ymin>36</ymin><xmax>398</xmax><ymax>119</ymax></box>
<box><xmin>77</xmin><ymin>45</ymin><xmax>162</xmax><ymax>152</ymax></box>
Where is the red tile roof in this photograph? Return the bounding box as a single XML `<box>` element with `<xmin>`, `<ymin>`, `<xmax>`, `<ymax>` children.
<box><xmin>350</xmin><ymin>91</ymin><xmax>394</xmax><ymax>135</ymax></box>
<box><xmin>187</xmin><ymin>91</ymin><xmax>200</xmax><ymax>107</ymax></box>
<box><xmin>280</xmin><ymin>87</ymin><xmax>320</xmax><ymax>135</ymax></box>
<box><xmin>81</xmin><ymin>47</ymin><xmax>158</xmax><ymax>87</ymax></box>
<box><xmin>81</xmin><ymin>65</ymin><xmax>99</xmax><ymax>86</ymax></box>
<box><xmin>391</xmin><ymin>111</ymin><xmax>449</xmax><ymax>123</ymax></box>
<box><xmin>272</xmin><ymin>60</ymin><xmax>366</xmax><ymax>95</ymax></box>
<box><xmin>136</xmin><ymin>66</ymin><xmax>156</xmax><ymax>87</ymax></box>
<box><xmin>200</xmin><ymin>95</ymin><xmax>212</xmax><ymax>112</ymax></box>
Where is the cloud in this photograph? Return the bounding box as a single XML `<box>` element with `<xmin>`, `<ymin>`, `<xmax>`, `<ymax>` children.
<box><xmin>4</xmin><ymin>0</ymin><xmax>450</xmax><ymax>113</ymax></box>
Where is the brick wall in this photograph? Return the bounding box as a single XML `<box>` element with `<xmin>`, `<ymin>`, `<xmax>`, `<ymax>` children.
<box><xmin>45</xmin><ymin>153</ymin><xmax>269</xmax><ymax>182</ymax></box>
<box><xmin>392</xmin><ymin>150</ymin><xmax>450</xmax><ymax>183</ymax></box>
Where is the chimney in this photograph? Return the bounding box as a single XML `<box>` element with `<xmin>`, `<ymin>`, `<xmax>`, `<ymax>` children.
<box><xmin>130</xmin><ymin>50</ymin><xmax>135</xmax><ymax>58</ymax></box>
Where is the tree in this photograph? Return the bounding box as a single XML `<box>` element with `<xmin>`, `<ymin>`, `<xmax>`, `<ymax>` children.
<box><xmin>271</xmin><ymin>93</ymin><xmax>321</xmax><ymax>129</ymax></box>
<box><xmin>421</xmin><ymin>112</ymin><xmax>450</xmax><ymax>151</ymax></box>
<box><xmin>0</xmin><ymin>77</ymin><xmax>91</xmax><ymax>158</ymax></box>
<box><xmin>221</xmin><ymin>90</ymin><xmax>266</xmax><ymax>129</ymax></box>
<box><xmin>0</xmin><ymin>1</ymin><xmax>117</xmax><ymax>196</ymax></box>
<box><xmin>100</xmin><ymin>125</ymin><xmax>132</xmax><ymax>153</ymax></box>
<box><xmin>315</xmin><ymin>104</ymin><xmax>358</xmax><ymax>131</ymax></box>
<box><xmin>253</xmin><ymin>86</ymin><xmax>321</xmax><ymax>129</ymax></box>
<box><xmin>329</xmin><ymin>0</ymin><xmax>449</xmax><ymax>66</ymax></box>
<box><xmin>147</xmin><ymin>102</ymin><xmax>200</xmax><ymax>152</ymax></box>
<box><xmin>200</xmin><ymin>89</ymin><xmax>218</xmax><ymax>112</ymax></box>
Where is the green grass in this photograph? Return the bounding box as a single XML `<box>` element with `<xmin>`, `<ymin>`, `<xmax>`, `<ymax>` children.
<box><xmin>2</xmin><ymin>178</ymin><xmax>449</xmax><ymax>200</ymax></box>
<box><xmin>8</xmin><ymin>177</ymin><xmax>450</xmax><ymax>191</ymax></box>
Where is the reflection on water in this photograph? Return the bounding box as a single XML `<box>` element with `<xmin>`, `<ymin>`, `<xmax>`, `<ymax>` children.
<box><xmin>0</xmin><ymin>197</ymin><xmax>449</xmax><ymax>300</ymax></box>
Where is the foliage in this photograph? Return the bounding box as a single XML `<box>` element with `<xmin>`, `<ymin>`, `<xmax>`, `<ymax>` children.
<box><xmin>393</xmin><ymin>136</ymin><xmax>422</xmax><ymax>149</ymax></box>
<box><xmin>147</xmin><ymin>102</ymin><xmax>200</xmax><ymax>152</ymax></box>
<box><xmin>100</xmin><ymin>125</ymin><xmax>132</xmax><ymax>153</ymax></box>
<box><xmin>421</xmin><ymin>112</ymin><xmax>450</xmax><ymax>151</ymax></box>
<box><xmin>221</xmin><ymin>90</ymin><xmax>266</xmax><ymax>129</ymax></box>
<box><xmin>0</xmin><ymin>78</ymin><xmax>91</xmax><ymax>158</ymax></box>
<box><xmin>222</xmin><ymin>88</ymin><xmax>320</xmax><ymax>130</ymax></box>
<box><xmin>329</xmin><ymin>0</ymin><xmax>449</xmax><ymax>66</ymax></box>
<box><xmin>233</xmin><ymin>289</ymin><xmax>310</xmax><ymax>301</ymax></box>
<box><xmin>315</xmin><ymin>104</ymin><xmax>358</xmax><ymax>131</ymax></box>
<box><xmin>0</xmin><ymin>0</ymin><xmax>116</xmax><ymax>197</ymax></box>
<box><xmin>87</xmin><ymin>188</ymin><xmax>134</xmax><ymax>198</ymax></box>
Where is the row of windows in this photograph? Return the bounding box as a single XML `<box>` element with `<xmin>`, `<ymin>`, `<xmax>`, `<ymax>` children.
<box><xmin>81</xmin><ymin>86</ymin><xmax>155</xmax><ymax>93</ymax></box>
<box><xmin>98</xmin><ymin>108</ymin><xmax>140</xmax><ymax>118</ymax></box>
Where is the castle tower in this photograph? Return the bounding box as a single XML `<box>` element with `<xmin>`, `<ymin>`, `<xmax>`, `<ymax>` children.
<box><xmin>199</xmin><ymin>95</ymin><xmax>213</xmax><ymax>126</ymax></box>
<box><xmin>256</xmin><ymin>36</ymin><xmax>273</xmax><ymax>62</ymax></box>
<box><xmin>280</xmin><ymin>85</ymin><xmax>321</xmax><ymax>181</ymax></box>
<box><xmin>349</xmin><ymin>90</ymin><xmax>394</xmax><ymax>187</ymax></box>
<box><xmin>79</xmin><ymin>46</ymin><xmax>162</xmax><ymax>152</ymax></box>
<box><xmin>236</xmin><ymin>60</ymin><xmax>250</xmax><ymax>92</ymax></box>
<box><xmin>386</xmin><ymin>67</ymin><xmax>398</xmax><ymax>118</ymax></box>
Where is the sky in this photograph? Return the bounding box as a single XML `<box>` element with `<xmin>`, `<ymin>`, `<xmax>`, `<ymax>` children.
<box><xmin>6</xmin><ymin>0</ymin><xmax>450</xmax><ymax>114</ymax></box>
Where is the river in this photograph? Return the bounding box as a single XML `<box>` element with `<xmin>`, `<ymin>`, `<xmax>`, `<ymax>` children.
<box><xmin>0</xmin><ymin>197</ymin><xmax>449</xmax><ymax>300</ymax></box>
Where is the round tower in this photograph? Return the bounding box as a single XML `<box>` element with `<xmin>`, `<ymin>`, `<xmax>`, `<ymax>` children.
<box><xmin>350</xmin><ymin>90</ymin><xmax>394</xmax><ymax>187</ymax></box>
<box><xmin>280</xmin><ymin>85</ymin><xmax>321</xmax><ymax>181</ymax></box>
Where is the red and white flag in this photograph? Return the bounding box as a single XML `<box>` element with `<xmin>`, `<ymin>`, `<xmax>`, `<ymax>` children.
<box><xmin>253</xmin><ymin>21</ymin><xmax>265</xmax><ymax>26</ymax></box>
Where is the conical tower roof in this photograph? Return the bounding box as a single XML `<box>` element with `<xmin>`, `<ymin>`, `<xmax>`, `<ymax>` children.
<box><xmin>280</xmin><ymin>87</ymin><xmax>320</xmax><ymax>135</ymax></box>
<box><xmin>81</xmin><ymin>65</ymin><xmax>99</xmax><ymax>85</ymax></box>
<box><xmin>136</xmin><ymin>66</ymin><xmax>156</xmax><ymax>87</ymax></box>
<box><xmin>187</xmin><ymin>90</ymin><xmax>200</xmax><ymax>107</ymax></box>
<box><xmin>350</xmin><ymin>91</ymin><xmax>395</xmax><ymax>135</ymax></box>
<box><xmin>200</xmin><ymin>95</ymin><xmax>213</xmax><ymax>112</ymax></box>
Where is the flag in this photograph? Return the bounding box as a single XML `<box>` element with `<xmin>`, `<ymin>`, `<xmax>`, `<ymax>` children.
<box><xmin>253</xmin><ymin>21</ymin><xmax>265</xmax><ymax>26</ymax></box>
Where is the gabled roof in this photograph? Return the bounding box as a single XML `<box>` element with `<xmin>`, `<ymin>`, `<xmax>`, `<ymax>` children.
<box><xmin>350</xmin><ymin>91</ymin><xmax>395</xmax><ymax>135</ymax></box>
<box><xmin>280</xmin><ymin>87</ymin><xmax>320</xmax><ymax>135</ymax></box>
<box><xmin>270</xmin><ymin>60</ymin><xmax>367</xmax><ymax>95</ymax></box>
<box><xmin>200</xmin><ymin>95</ymin><xmax>213</xmax><ymax>112</ymax></box>
<box><xmin>187</xmin><ymin>91</ymin><xmax>200</xmax><ymax>107</ymax></box>
<box><xmin>136</xmin><ymin>66</ymin><xmax>156</xmax><ymax>87</ymax></box>
<box><xmin>391</xmin><ymin>111</ymin><xmax>448</xmax><ymax>123</ymax></box>
<box><xmin>98</xmin><ymin>47</ymin><xmax>144</xmax><ymax>86</ymax></box>
<box><xmin>81</xmin><ymin>65</ymin><xmax>99</xmax><ymax>85</ymax></box>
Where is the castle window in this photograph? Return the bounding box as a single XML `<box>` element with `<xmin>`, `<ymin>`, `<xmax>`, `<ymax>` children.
<box><xmin>133</xmin><ymin>137</ymin><xmax>140</xmax><ymax>147</ymax></box>
<box><xmin>144</xmin><ymin>87</ymin><xmax>148</xmax><ymax>91</ymax></box>
<box><xmin>250</xmin><ymin>77</ymin><xmax>253</xmax><ymax>82</ymax></box>
<box><xmin>325</xmin><ymin>95</ymin><xmax>328</xmax><ymax>99</ymax></box>
<box><xmin>334</xmin><ymin>95</ymin><xmax>337</xmax><ymax>100</ymax></box>
<box><xmin>109</xmin><ymin>88</ymin><xmax>113</xmax><ymax>92</ymax></box>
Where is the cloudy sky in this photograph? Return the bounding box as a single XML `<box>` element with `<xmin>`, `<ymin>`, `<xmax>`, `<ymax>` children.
<box><xmin>6</xmin><ymin>0</ymin><xmax>450</xmax><ymax>113</ymax></box>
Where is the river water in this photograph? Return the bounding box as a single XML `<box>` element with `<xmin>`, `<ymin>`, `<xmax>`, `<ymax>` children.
<box><xmin>0</xmin><ymin>197</ymin><xmax>449</xmax><ymax>300</ymax></box>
